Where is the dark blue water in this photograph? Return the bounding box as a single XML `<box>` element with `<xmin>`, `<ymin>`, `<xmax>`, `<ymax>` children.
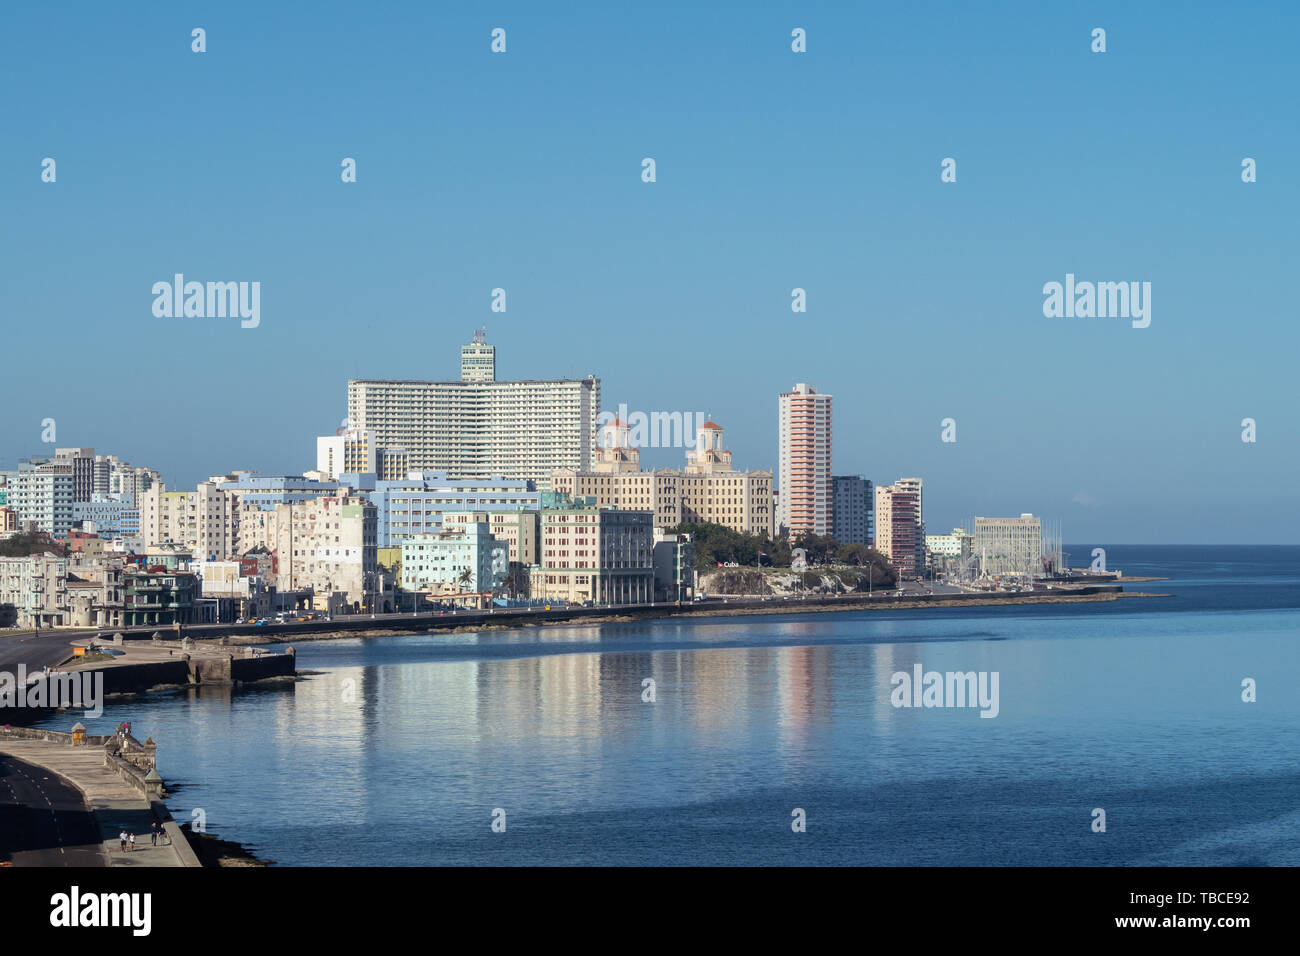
<box><xmin>36</xmin><ymin>545</ymin><xmax>1300</xmax><ymax>865</ymax></box>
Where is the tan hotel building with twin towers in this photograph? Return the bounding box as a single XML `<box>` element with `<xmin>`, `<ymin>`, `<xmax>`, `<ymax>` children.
<box><xmin>551</xmin><ymin>418</ymin><xmax>773</xmax><ymax>537</ymax></box>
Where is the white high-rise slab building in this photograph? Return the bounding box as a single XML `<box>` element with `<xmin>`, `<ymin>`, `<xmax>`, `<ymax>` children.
<box><xmin>347</xmin><ymin>332</ymin><xmax>600</xmax><ymax>489</ymax></box>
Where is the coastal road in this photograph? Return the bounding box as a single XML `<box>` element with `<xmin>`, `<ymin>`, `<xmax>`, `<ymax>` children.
<box><xmin>0</xmin><ymin>630</ymin><xmax>79</xmax><ymax>674</ymax></box>
<box><xmin>0</xmin><ymin>754</ymin><xmax>105</xmax><ymax>866</ymax></box>
<box><xmin>0</xmin><ymin>580</ymin><xmax>1108</xmax><ymax>657</ymax></box>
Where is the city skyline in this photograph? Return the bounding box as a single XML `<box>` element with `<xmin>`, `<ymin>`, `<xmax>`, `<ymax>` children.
<box><xmin>2</xmin><ymin>3</ymin><xmax>1295</xmax><ymax>543</ymax></box>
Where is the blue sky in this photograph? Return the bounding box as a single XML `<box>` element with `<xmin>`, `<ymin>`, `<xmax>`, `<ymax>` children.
<box><xmin>2</xmin><ymin>2</ymin><xmax>1296</xmax><ymax>543</ymax></box>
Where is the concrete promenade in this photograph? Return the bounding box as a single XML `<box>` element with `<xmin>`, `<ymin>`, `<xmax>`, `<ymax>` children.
<box><xmin>0</xmin><ymin>734</ymin><xmax>201</xmax><ymax>867</ymax></box>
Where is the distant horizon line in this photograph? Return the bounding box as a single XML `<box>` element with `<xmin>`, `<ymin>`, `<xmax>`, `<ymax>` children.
<box><xmin>1058</xmin><ymin>543</ymin><xmax>1297</xmax><ymax>547</ymax></box>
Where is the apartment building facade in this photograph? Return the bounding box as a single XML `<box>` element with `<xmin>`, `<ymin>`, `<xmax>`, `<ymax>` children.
<box><xmin>777</xmin><ymin>383</ymin><xmax>833</xmax><ymax>538</ymax></box>
<box><xmin>92</xmin><ymin>455</ymin><xmax>160</xmax><ymax>504</ymax></box>
<box><xmin>533</xmin><ymin>503</ymin><xmax>654</xmax><ymax>605</ymax></box>
<box><xmin>400</xmin><ymin>523</ymin><xmax>504</xmax><ymax>596</ymax></box>
<box><xmin>368</xmin><ymin>472</ymin><xmax>540</xmax><ymax>547</ymax></box>
<box><xmin>832</xmin><ymin>475</ymin><xmax>874</xmax><ymax>546</ymax></box>
<box><xmin>123</xmin><ymin>570</ymin><xmax>197</xmax><ymax>628</ymax></box>
<box><xmin>0</xmin><ymin>553</ymin><xmax>68</xmax><ymax>628</ymax></box>
<box><xmin>55</xmin><ymin>448</ymin><xmax>96</xmax><ymax>502</ymax></box>
<box><xmin>138</xmin><ymin>481</ymin><xmax>239</xmax><ymax>561</ymax></box>
<box><xmin>442</xmin><ymin>509</ymin><xmax>540</xmax><ymax>567</ymax></box>
<box><xmin>3</xmin><ymin>462</ymin><xmax>75</xmax><ymax>537</ymax></box>
<box><xmin>267</xmin><ymin>494</ymin><xmax>379</xmax><ymax>611</ymax></box>
<box><xmin>875</xmin><ymin>479</ymin><xmax>924</xmax><ymax>580</ymax></box>
<box><xmin>652</xmin><ymin>530</ymin><xmax>695</xmax><ymax>603</ymax></box>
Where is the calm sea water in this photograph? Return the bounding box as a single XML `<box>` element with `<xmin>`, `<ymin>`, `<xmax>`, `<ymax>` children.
<box><xmin>37</xmin><ymin>545</ymin><xmax>1300</xmax><ymax>865</ymax></box>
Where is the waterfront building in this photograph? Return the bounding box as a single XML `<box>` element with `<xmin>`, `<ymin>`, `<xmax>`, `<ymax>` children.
<box><xmin>263</xmin><ymin>494</ymin><xmax>380</xmax><ymax>613</ymax></box>
<box><xmin>191</xmin><ymin>560</ymin><xmax>272</xmax><ymax>621</ymax></box>
<box><xmin>65</xmin><ymin>552</ymin><xmax>126</xmax><ymax>628</ymax></box>
<box><xmin>123</xmin><ymin>569</ymin><xmax>197</xmax><ymax>628</ymax></box>
<box><xmin>875</xmin><ymin>479</ymin><xmax>924</xmax><ymax>580</ymax></box>
<box><xmin>777</xmin><ymin>383</ymin><xmax>833</xmax><ymax>538</ymax></box>
<box><xmin>400</xmin><ymin>523</ymin><xmax>504</xmax><ymax>598</ymax></box>
<box><xmin>533</xmin><ymin>500</ymin><xmax>654</xmax><ymax>605</ymax></box>
<box><xmin>0</xmin><ymin>553</ymin><xmax>68</xmax><ymax>627</ymax></box>
<box><xmin>442</xmin><ymin>509</ymin><xmax>540</xmax><ymax>598</ymax></box>
<box><xmin>831</xmin><ymin>475</ymin><xmax>874</xmax><ymax>545</ymax></box>
<box><xmin>347</xmin><ymin>332</ymin><xmax>601</xmax><ymax>488</ymax></box>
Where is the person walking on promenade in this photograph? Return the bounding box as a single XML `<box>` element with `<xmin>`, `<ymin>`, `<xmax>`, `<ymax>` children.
<box><xmin>119</xmin><ymin>830</ymin><xmax>127</xmax><ymax>851</ymax></box>
<box><xmin>150</xmin><ymin>822</ymin><xmax>158</xmax><ymax>846</ymax></box>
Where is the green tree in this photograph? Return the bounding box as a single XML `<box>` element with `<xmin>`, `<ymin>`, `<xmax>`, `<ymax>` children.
<box><xmin>793</xmin><ymin>532</ymin><xmax>840</xmax><ymax>565</ymax></box>
<box><xmin>667</xmin><ymin>522</ymin><xmax>770</xmax><ymax>571</ymax></box>
<box><xmin>836</xmin><ymin>542</ymin><xmax>871</xmax><ymax>566</ymax></box>
<box><xmin>0</xmin><ymin>532</ymin><xmax>65</xmax><ymax>558</ymax></box>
